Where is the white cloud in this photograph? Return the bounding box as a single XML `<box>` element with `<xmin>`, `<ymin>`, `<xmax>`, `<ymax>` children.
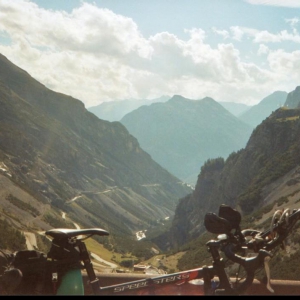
<box><xmin>257</xmin><ymin>44</ymin><xmax>269</xmax><ymax>55</ymax></box>
<box><xmin>0</xmin><ymin>0</ymin><xmax>299</xmax><ymax>107</ymax></box>
<box><xmin>254</xmin><ymin>30</ymin><xmax>300</xmax><ymax>43</ymax></box>
<box><xmin>285</xmin><ymin>17</ymin><xmax>299</xmax><ymax>28</ymax></box>
<box><xmin>230</xmin><ymin>26</ymin><xmax>259</xmax><ymax>41</ymax></box>
<box><xmin>285</xmin><ymin>17</ymin><xmax>299</xmax><ymax>35</ymax></box>
<box><xmin>228</xmin><ymin>25</ymin><xmax>300</xmax><ymax>44</ymax></box>
<box><xmin>268</xmin><ymin>49</ymin><xmax>300</xmax><ymax>76</ymax></box>
<box><xmin>230</xmin><ymin>26</ymin><xmax>245</xmax><ymax>41</ymax></box>
<box><xmin>245</xmin><ymin>0</ymin><xmax>300</xmax><ymax>8</ymax></box>
<box><xmin>0</xmin><ymin>1</ymin><xmax>151</xmax><ymax>57</ymax></box>
<box><xmin>212</xmin><ymin>27</ymin><xmax>229</xmax><ymax>40</ymax></box>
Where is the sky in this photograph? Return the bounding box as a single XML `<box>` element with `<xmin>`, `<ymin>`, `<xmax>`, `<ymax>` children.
<box><xmin>0</xmin><ymin>0</ymin><xmax>300</xmax><ymax>108</ymax></box>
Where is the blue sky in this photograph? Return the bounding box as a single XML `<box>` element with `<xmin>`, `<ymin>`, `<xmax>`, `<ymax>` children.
<box><xmin>0</xmin><ymin>0</ymin><xmax>300</xmax><ymax>107</ymax></box>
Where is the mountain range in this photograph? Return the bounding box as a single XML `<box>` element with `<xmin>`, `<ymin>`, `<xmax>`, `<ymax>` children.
<box><xmin>1</xmin><ymin>51</ymin><xmax>300</xmax><ymax>279</ymax></box>
<box><xmin>238</xmin><ymin>91</ymin><xmax>288</xmax><ymax>127</ymax></box>
<box><xmin>120</xmin><ymin>95</ymin><xmax>253</xmax><ymax>185</ymax></box>
<box><xmin>0</xmin><ymin>53</ymin><xmax>192</xmax><ymax>253</ymax></box>
<box><xmin>88</xmin><ymin>96</ymin><xmax>170</xmax><ymax>122</ymax></box>
<box><xmin>154</xmin><ymin>91</ymin><xmax>300</xmax><ymax>251</ymax></box>
<box><xmin>89</xmin><ymin>91</ymin><xmax>290</xmax><ymax>185</ymax></box>
<box><xmin>87</xmin><ymin>96</ymin><xmax>251</xmax><ymax>121</ymax></box>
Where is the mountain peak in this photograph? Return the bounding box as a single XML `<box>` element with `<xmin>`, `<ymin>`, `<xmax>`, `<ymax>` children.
<box><xmin>168</xmin><ymin>95</ymin><xmax>217</xmax><ymax>105</ymax></box>
<box><xmin>285</xmin><ymin>86</ymin><xmax>300</xmax><ymax>108</ymax></box>
<box><xmin>169</xmin><ymin>95</ymin><xmax>188</xmax><ymax>102</ymax></box>
<box><xmin>202</xmin><ymin>96</ymin><xmax>215</xmax><ymax>102</ymax></box>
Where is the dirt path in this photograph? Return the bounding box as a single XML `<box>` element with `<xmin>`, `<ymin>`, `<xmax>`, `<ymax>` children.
<box><xmin>24</xmin><ymin>232</ymin><xmax>38</xmax><ymax>250</ymax></box>
<box><xmin>90</xmin><ymin>253</ymin><xmax>117</xmax><ymax>268</ymax></box>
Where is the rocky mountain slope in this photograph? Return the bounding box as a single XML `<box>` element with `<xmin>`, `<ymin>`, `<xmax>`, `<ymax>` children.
<box><xmin>120</xmin><ymin>95</ymin><xmax>253</xmax><ymax>185</ymax></box>
<box><xmin>0</xmin><ymin>53</ymin><xmax>192</xmax><ymax>251</ymax></box>
<box><xmin>156</xmin><ymin>95</ymin><xmax>300</xmax><ymax>249</ymax></box>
